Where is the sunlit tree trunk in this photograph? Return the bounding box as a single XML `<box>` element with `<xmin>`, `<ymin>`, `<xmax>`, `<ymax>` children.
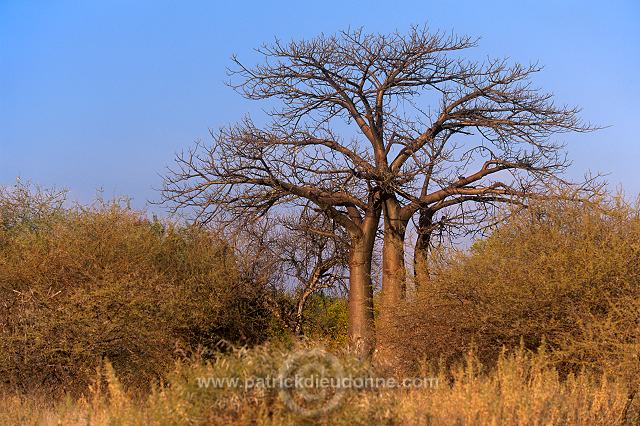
<box><xmin>347</xmin><ymin>209</ymin><xmax>379</xmax><ymax>358</ymax></box>
<box><xmin>380</xmin><ymin>197</ymin><xmax>409</xmax><ymax>328</ymax></box>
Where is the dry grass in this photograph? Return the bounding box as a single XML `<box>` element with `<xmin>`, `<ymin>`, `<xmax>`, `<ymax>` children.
<box><xmin>0</xmin><ymin>343</ymin><xmax>635</xmax><ymax>425</ymax></box>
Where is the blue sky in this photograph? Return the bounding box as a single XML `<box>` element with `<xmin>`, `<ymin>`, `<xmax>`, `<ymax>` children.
<box><xmin>1</xmin><ymin>0</ymin><xmax>639</xmax><ymax>210</ymax></box>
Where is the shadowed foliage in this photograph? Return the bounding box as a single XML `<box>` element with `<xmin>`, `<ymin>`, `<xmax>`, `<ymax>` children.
<box><xmin>392</xmin><ymin>194</ymin><xmax>640</xmax><ymax>389</ymax></box>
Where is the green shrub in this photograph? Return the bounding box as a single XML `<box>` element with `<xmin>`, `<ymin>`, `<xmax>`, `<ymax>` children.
<box><xmin>302</xmin><ymin>294</ymin><xmax>349</xmax><ymax>346</ymax></box>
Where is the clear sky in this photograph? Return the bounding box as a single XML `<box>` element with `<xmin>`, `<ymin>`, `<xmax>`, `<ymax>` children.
<box><xmin>1</xmin><ymin>0</ymin><xmax>639</xmax><ymax>210</ymax></box>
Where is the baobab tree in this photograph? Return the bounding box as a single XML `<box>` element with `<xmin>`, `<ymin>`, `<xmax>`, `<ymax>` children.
<box><xmin>162</xmin><ymin>26</ymin><xmax>592</xmax><ymax>356</ymax></box>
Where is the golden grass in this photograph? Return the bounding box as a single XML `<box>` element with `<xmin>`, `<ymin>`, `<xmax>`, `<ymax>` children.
<box><xmin>0</xmin><ymin>344</ymin><xmax>636</xmax><ymax>426</ymax></box>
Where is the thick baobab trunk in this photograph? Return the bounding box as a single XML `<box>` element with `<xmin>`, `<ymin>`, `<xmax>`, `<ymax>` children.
<box><xmin>348</xmin><ymin>244</ymin><xmax>375</xmax><ymax>355</ymax></box>
<box><xmin>347</xmin><ymin>212</ymin><xmax>379</xmax><ymax>358</ymax></box>
<box><xmin>380</xmin><ymin>197</ymin><xmax>408</xmax><ymax>327</ymax></box>
<box><xmin>414</xmin><ymin>209</ymin><xmax>434</xmax><ymax>290</ymax></box>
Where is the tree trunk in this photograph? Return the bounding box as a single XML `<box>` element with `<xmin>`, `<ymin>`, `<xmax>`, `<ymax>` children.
<box><xmin>293</xmin><ymin>285</ymin><xmax>315</xmax><ymax>336</ymax></box>
<box><xmin>414</xmin><ymin>209</ymin><xmax>434</xmax><ymax>290</ymax></box>
<box><xmin>347</xmin><ymin>211</ymin><xmax>379</xmax><ymax>358</ymax></box>
<box><xmin>293</xmin><ymin>260</ymin><xmax>329</xmax><ymax>336</ymax></box>
<box><xmin>380</xmin><ymin>197</ymin><xmax>408</xmax><ymax>328</ymax></box>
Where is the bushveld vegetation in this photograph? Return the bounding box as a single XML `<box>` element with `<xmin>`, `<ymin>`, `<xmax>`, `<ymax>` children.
<box><xmin>1</xmin><ymin>181</ymin><xmax>639</xmax><ymax>424</ymax></box>
<box><xmin>0</xmin><ymin>182</ymin><xmax>282</xmax><ymax>396</ymax></box>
